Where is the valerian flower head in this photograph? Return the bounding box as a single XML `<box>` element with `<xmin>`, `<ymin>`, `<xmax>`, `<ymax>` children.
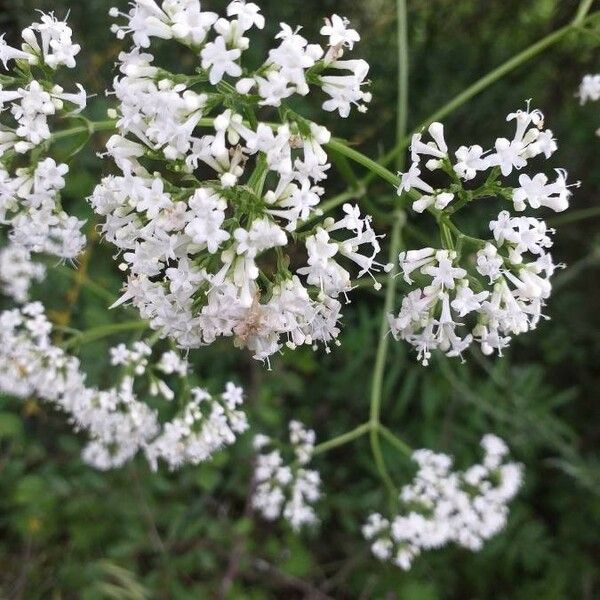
<box><xmin>0</xmin><ymin>14</ymin><xmax>88</xmax><ymax>260</ymax></box>
<box><xmin>0</xmin><ymin>303</ymin><xmax>247</xmax><ymax>471</ymax></box>
<box><xmin>91</xmin><ymin>0</ymin><xmax>381</xmax><ymax>364</ymax></box>
<box><xmin>577</xmin><ymin>73</ymin><xmax>600</xmax><ymax>105</ymax></box>
<box><xmin>363</xmin><ymin>435</ymin><xmax>522</xmax><ymax>570</ymax></box>
<box><xmin>0</xmin><ymin>241</ymin><xmax>46</xmax><ymax>302</ymax></box>
<box><xmin>392</xmin><ymin>103</ymin><xmax>578</xmax><ymax>364</ymax></box>
<box><xmin>251</xmin><ymin>420</ymin><xmax>321</xmax><ymax>530</ymax></box>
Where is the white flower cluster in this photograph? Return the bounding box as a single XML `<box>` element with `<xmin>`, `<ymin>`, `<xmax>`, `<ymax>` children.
<box><xmin>90</xmin><ymin>1</ymin><xmax>382</xmax><ymax>364</ymax></box>
<box><xmin>0</xmin><ymin>14</ymin><xmax>87</xmax><ymax>259</ymax></box>
<box><xmin>392</xmin><ymin>104</ymin><xmax>578</xmax><ymax>364</ymax></box>
<box><xmin>251</xmin><ymin>420</ymin><xmax>321</xmax><ymax>530</ymax></box>
<box><xmin>145</xmin><ymin>381</ymin><xmax>248</xmax><ymax>470</ymax></box>
<box><xmin>578</xmin><ymin>73</ymin><xmax>600</xmax><ymax>104</ymax></box>
<box><xmin>109</xmin><ymin>1</ymin><xmax>370</xmax><ymax>115</ymax></box>
<box><xmin>363</xmin><ymin>435</ymin><xmax>523</xmax><ymax>570</ymax></box>
<box><xmin>399</xmin><ymin>104</ymin><xmax>566</xmax><ymax>214</ymax></box>
<box><xmin>577</xmin><ymin>74</ymin><xmax>600</xmax><ymax>137</ymax></box>
<box><xmin>0</xmin><ymin>241</ymin><xmax>46</xmax><ymax>302</ymax></box>
<box><xmin>0</xmin><ymin>302</ymin><xmax>247</xmax><ymax>470</ymax></box>
<box><xmin>0</xmin><ymin>12</ymin><xmax>81</xmax><ymax>70</ymax></box>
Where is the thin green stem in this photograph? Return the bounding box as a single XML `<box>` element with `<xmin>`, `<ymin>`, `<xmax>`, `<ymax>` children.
<box><xmin>574</xmin><ymin>0</ymin><xmax>595</xmax><ymax>25</ymax></box>
<box><xmin>373</xmin><ymin>225</ymin><xmax>403</xmax><ymax>384</ymax></box>
<box><xmin>379</xmin><ymin>425</ymin><xmax>412</xmax><ymax>457</ymax></box>
<box><xmin>61</xmin><ymin>320</ymin><xmax>149</xmax><ymax>350</ymax></box>
<box><xmin>51</xmin><ymin>119</ymin><xmax>117</xmax><ymax>143</ymax></box>
<box><xmin>327</xmin><ymin>138</ymin><xmax>399</xmax><ymax>188</ymax></box>
<box><xmin>312</xmin><ymin>422</ymin><xmax>371</xmax><ymax>457</ymax></box>
<box><xmin>396</xmin><ymin>0</ymin><xmax>409</xmax><ymax>172</ymax></box>
<box><xmin>370</xmin><ymin>427</ymin><xmax>397</xmax><ymax>497</ymax></box>
<box><xmin>369</xmin><ymin>212</ymin><xmax>404</xmax><ymax>495</ymax></box>
<box><xmin>549</xmin><ymin>206</ymin><xmax>600</xmax><ymax>226</ymax></box>
<box><xmin>367</xmin><ymin>0</ymin><xmax>410</xmax><ymax>500</ymax></box>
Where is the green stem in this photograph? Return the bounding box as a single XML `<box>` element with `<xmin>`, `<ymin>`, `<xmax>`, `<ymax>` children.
<box><xmin>379</xmin><ymin>425</ymin><xmax>413</xmax><ymax>457</ymax></box>
<box><xmin>370</xmin><ymin>426</ymin><xmax>397</xmax><ymax>497</ymax></box>
<box><xmin>396</xmin><ymin>0</ymin><xmax>409</xmax><ymax>172</ymax></box>
<box><xmin>312</xmin><ymin>422</ymin><xmax>371</xmax><ymax>457</ymax></box>
<box><xmin>53</xmin><ymin>264</ymin><xmax>118</xmax><ymax>305</ymax></box>
<box><xmin>327</xmin><ymin>138</ymin><xmax>399</xmax><ymax>188</ymax></box>
<box><xmin>61</xmin><ymin>320</ymin><xmax>149</xmax><ymax>350</ymax></box>
<box><xmin>366</xmin><ymin>0</ymin><xmax>411</xmax><ymax>500</ymax></box>
<box><xmin>369</xmin><ymin>213</ymin><xmax>404</xmax><ymax>495</ymax></box>
<box><xmin>574</xmin><ymin>0</ymin><xmax>595</xmax><ymax>25</ymax></box>
<box><xmin>51</xmin><ymin>119</ymin><xmax>117</xmax><ymax>143</ymax></box>
<box><xmin>549</xmin><ymin>206</ymin><xmax>600</xmax><ymax>226</ymax></box>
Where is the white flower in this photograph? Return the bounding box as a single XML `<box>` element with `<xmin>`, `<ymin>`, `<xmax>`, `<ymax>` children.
<box><xmin>0</xmin><ymin>34</ymin><xmax>35</xmax><ymax>68</ymax></box>
<box><xmin>320</xmin><ymin>59</ymin><xmax>371</xmax><ymax>117</ymax></box>
<box><xmin>320</xmin><ymin>14</ymin><xmax>360</xmax><ymax>50</ymax></box>
<box><xmin>201</xmin><ymin>36</ymin><xmax>242</xmax><ymax>84</ymax></box>
<box><xmin>227</xmin><ymin>1</ymin><xmax>265</xmax><ymax>31</ymax></box>
<box><xmin>0</xmin><ymin>15</ymin><xmax>88</xmax><ymax>260</ymax></box>
<box><xmin>454</xmin><ymin>145</ymin><xmax>487</xmax><ymax>180</ymax></box>
<box><xmin>410</xmin><ymin>122</ymin><xmax>448</xmax><ymax>163</ymax></box>
<box><xmin>392</xmin><ymin>103</ymin><xmax>574</xmax><ymax>364</ymax></box>
<box><xmin>184</xmin><ymin>188</ymin><xmax>231</xmax><ymax>253</ymax></box>
<box><xmin>486</xmin><ymin>137</ymin><xmax>526</xmax><ymax>176</ymax></box>
<box><xmin>97</xmin><ymin>0</ymin><xmax>380</xmax><ymax>364</ymax></box>
<box><xmin>23</xmin><ymin>13</ymin><xmax>81</xmax><ymax>69</ymax></box>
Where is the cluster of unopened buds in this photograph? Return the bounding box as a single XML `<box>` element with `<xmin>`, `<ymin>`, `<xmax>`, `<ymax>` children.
<box><xmin>0</xmin><ymin>14</ymin><xmax>87</xmax><ymax>259</ymax></box>
<box><xmin>251</xmin><ymin>420</ymin><xmax>321</xmax><ymax>531</ymax></box>
<box><xmin>391</xmin><ymin>104</ymin><xmax>579</xmax><ymax>364</ymax></box>
<box><xmin>0</xmin><ymin>303</ymin><xmax>247</xmax><ymax>471</ymax></box>
<box><xmin>89</xmin><ymin>0</ymin><xmax>384</xmax><ymax>365</ymax></box>
<box><xmin>363</xmin><ymin>435</ymin><xmax>523</xmax><ymax>570</ymax></box>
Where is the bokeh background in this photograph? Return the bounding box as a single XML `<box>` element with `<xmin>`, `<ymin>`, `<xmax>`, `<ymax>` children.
<box><xmin>0</xmin><ymin>0</ymin><xmax>599</xmax><ymax>598</ymax></box>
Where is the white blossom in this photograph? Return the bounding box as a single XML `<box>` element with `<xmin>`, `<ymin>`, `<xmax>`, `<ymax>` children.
<box><xmin>0</xmin><ymin>303</ymin><xmax>247</xmax><ymax>471</ymax></box>
<box><xmin>0</xmin><ymin>15</ymin><xmax>87</xmax><ymax>260</ymax></box>
<box><xmin>393</xmin><ymin>104</ymin><xmax>576</xmax><ymax>364</ymax></box>
<box><xmin>363</xmin><ymin>435</ymin><xmax>523</xmax><ymax>570</ymax></box>
<box><xmin>0</xmin><ymin>242</ymin><xmax>46</xmax><ymax>302</ymax></box>
<box><xmin>252</xmin><ymin>420</ymin><xmax>321</xmax><ymax>530</ymax></box>
<box><xmin>577</xmin><ymin>73</ymin><xmax>600</xmax><ymax>104</ymax></box>
<box><xmin>91</xmin><ymin>4</ymin><xmax>379</xmax><ymax>364</ymax></box>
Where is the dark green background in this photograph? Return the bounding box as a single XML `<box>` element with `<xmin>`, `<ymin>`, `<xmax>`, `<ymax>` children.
<box><xmin>0</xmin><ymin>0</ymin><xmax>599</xmax><ymax>598</ymax></box>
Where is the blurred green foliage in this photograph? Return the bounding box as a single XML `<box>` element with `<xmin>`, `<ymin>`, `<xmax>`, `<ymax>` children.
<box><xmin>1</xmin><ymin>0</ymin><xmax>599</xmax><ymax>598</ymax></box>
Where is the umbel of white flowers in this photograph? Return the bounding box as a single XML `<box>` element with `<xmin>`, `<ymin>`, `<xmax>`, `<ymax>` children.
<box><xmin>578</xmin><ymin>73</ymin><xmax>600</xmax><ymax>104</ymax></box>
<box><xmin>251</xmin><ymin>420</ymin><xmax>322</xmax><ymax>531</ymax></box>
<box><xmin>391</xmin><ymin>103</ymin><xmax>580</xmax><ymax>365</ymax></box>
<box><xmin>0</xmin><ymin>13</ymin><xmax>88</xmax><ymax>259</ymax></box>
<box><xmin>363</xmin><ymin>435</ymin><xmax>523</xmax><ymax>570</ymax></box>
<box><xmin>0</xmin><ymin>241</ymin><xmax>46</xmax><ymax>302</ymax></box>
<box><xmin>577</xmin><ymin>74</ymin><xmax>600</xmax><ymax>137</ymax></box>
<box><xmin>0</xmin><ymin>303</ymin><xmax>248</xmax><ymax>470</ymax></box>
<box><xmin>90</xmin><ymin>0</ymin><xmax>386</xmax><ymax>366</ymax></box>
